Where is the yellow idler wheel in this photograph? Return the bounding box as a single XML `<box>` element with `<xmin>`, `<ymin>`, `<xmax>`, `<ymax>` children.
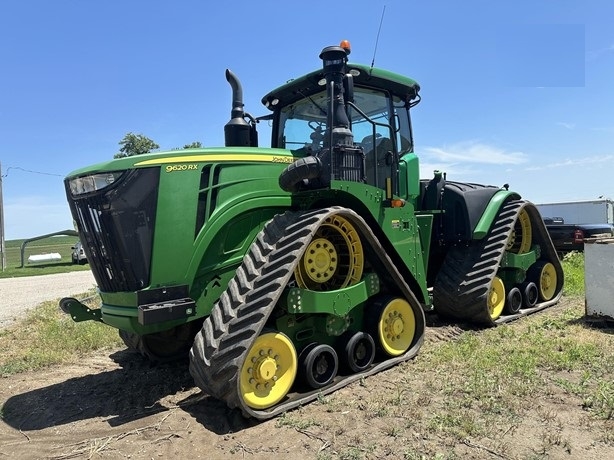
<box><xmin>376</xmin><ymin>298</ymin><xmax>416</xmax><ymax>357</ymax></box>
<box><xmin>507</xmin><ymin>208</ymin><xmax>532</xmax><ymax>254</ymax></box>
<box><xmin>239</xmin><ymin>331</ymin><xmax>297</xmax><ymax>410</ymax></box>
<box><xmin>530</xmin><ymin>261</ymin><xmax>558</xmax><ymax>301</ymax></box>
<box><xmin>295</xmin><ymin>214</ymin><xmax>364</xmax><ymax>291</ymax></box>
<box><xmin>487</xmin><ymin>276</ymin><xmax>506</xmax><ymax>321</ymax></box>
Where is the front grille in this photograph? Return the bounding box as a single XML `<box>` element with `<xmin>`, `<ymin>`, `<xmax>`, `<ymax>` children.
<box><xmin>65</xmin><ymin>168</ymin><xmax>160</xmax><ymax>292</ymax></box>
<box><xmin>194</xmin><ymin>165</ymin><xmax>221</xmax><ymax>238</ymax></box>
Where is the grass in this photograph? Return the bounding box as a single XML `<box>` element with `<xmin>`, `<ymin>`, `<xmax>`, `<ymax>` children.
<box><xmin>0</xmin><ymin>235</ymin><xmax>90</xmax><ymax>278</ymax></box>
<box><xmin>0</xmin><ymin>291</ymin><xmax>122</xmax><ymax>376</ymax></box>
<box><xmin>560</xmin><ymin>251</ymin><xmax>585</xmax><ymax>296</ymax></box>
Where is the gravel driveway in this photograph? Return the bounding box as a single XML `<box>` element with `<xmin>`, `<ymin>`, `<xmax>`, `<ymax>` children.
<box><xmin>0</xmin><ymin>271</ymin><xmax>97</xmax><ymax>329</ymax></box>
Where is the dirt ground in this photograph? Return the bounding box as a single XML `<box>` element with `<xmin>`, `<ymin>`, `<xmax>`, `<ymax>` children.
<box><xmin>1</xmin><ymin>297</ymin><xmax>613</xmax><ymax>460</ymax></box>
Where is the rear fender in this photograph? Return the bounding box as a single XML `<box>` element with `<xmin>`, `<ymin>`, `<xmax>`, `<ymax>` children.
<box><xmin>472</xmin><ymin>190</ymin><xmax>521</xmax><ymax>239</ymax></box>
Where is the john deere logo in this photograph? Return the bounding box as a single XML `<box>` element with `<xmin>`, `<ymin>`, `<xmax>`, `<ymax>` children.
<box><xmin>165</xmin><ymin>164</ymin><xmax>199</xmax><ymax>173</ymax></box>
<box><xmin>271</xmin><ymin>156</ymin><xmax>294</xmax><ymax>164</ymax></box>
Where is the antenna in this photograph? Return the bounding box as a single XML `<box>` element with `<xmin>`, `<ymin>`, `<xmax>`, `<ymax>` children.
<box><xmin>370</xmin><ymin>5</ymin><xmax>387</xmax><ymax>71</ymax></box>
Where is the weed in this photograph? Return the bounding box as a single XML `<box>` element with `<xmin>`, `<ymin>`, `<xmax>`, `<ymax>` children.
<box><xmin>583</xmin><ymin>381</ymin><xmax>614</xmax><ymax>420</ymax></box>
<box><xmin>275</xmin><ymin>412</ymin><xmax>320</xmax><ymax>430</ymax></box>
<box><xmin>0</xmin><ymin>297</ymin><xmax>122</xmax><ymax>375</ymax></box>
<box><xmin>382</xmin><ymin>424</ymin><xmax>402</xmax><ymax>438</ymax></box>
<box><xmin>599</xmin><ymin>427</ymin><xmax>614</xmax><ymax>446</ymax></box>
<box><xmin>427</xmin><ymin>411</ymin><xmax>482</xmax><ymax>440</ymax></box>
<box><xmin>338</xmin><ymin>446</ymin><xmax>363</xmax><ymax>460</ymax></box>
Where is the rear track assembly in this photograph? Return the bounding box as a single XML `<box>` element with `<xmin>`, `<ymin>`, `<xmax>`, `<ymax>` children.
<box><xmin>433</xmin><ymin>200</ymin><xmax>564</xmax><ymax>325</ymax></box>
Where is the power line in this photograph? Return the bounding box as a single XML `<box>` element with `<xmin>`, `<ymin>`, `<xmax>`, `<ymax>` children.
<box><xmin>1</xmin><ymin>166</ymin><xmax>63</xmax><ymax>178</ymax></box>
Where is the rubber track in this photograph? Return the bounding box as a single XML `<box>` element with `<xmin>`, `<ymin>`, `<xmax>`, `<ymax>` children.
<box><xmin>189</xmin><ymin>206</ymin><xmax>426</xmax><ymax>420</ymax></box>
<box><xmin>433</xmin><ymin>200</ymin><xmax>564</xmax><ymax>326</ymax></box>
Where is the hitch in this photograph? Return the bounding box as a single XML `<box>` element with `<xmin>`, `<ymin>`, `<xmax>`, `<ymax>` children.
<box><xmin>59</xmin><ymin>297</ymin><xmax>103</xmax><ymax>323</ymax></box>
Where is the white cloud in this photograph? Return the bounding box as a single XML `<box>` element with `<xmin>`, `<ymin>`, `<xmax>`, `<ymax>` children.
<box><xmin>587</xmin><ymin>43</ymin><xmax>614</xmax><ymax>61</ymax></box>
<box><xmin>556</xmin><ymin>122</ymin><xmax>575</xmax><ymax>130</ymax></box>
<box><xmin>421</xmin><ymin>141</ymin><xmax>528</xmax><ymax>166</ymax></box>
<box><xmin>522</xmin><ymin>154</ymin><xmax>614</xmax><ymax>172</ymax></box>
<box><xmin>419</xmin><ymin>161</ymin><xmax>482</xmax><ymax>180</ymax></box>
<box><xmin>590</xmin><ymin>126</ymin><xmax>614</xmax><ymax>133</ymax></box>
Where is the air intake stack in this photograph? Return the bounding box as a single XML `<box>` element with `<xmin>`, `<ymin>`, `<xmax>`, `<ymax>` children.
<box><xmin>319</xmin><ymin>44</ymin><xmax>353</xmax><ymax>148</ymax></box>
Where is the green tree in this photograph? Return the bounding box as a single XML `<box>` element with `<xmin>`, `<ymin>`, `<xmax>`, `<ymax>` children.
<box><xmin>183</xmin><ymin>141</ymin><xmax>203</xmax><ymax>149</ymax></box>
<box><xmin>114</xmin><ymin>133</ymin><xmax>159</xmax><ymax>158</ymax></box>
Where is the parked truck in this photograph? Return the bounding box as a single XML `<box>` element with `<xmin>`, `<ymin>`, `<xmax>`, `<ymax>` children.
<box><xmin>542</xmin><ymin>217</ymin><xmax>613</xmax><ymax>256</ymax></box>
<box><xmin>60</xmin><ymin>41</ymin><xmax>563</xmax><ymax>420</ymax></box>
<box><xmin>537</xmin><ymin>199</ymin><xmax>614</xmax><ymax>225</ymax></box>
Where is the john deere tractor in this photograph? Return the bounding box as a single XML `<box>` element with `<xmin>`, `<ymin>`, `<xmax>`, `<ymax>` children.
<box><xmin>61</xmin><ymin>41</ymin><xmax>563</xmax><ymax>420</ymax></box>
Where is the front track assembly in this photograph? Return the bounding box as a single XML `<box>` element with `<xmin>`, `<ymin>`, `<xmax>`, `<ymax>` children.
<box><xmin>189</xmin><ymin>207</ymin><xmax>425</xmax><ymax>420</ymax></box>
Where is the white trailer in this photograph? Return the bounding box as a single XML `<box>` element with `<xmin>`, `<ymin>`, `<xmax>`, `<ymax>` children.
<box><xmin>536</xmin><ymin>199</ymin><xmax>614</xmax><ymax>225</ymax></box>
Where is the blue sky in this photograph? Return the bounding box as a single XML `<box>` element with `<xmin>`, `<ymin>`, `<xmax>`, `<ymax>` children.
<box><xmin>1</xmin><ymin>0</ymin><xmax>613</xmax><ymax>239</ymax></box>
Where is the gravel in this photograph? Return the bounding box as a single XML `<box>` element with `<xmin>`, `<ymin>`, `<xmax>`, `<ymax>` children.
<box><xmin>0</xmin><ymin>271</ymin><xmax>97</xmax><ymax>329</ymax></box>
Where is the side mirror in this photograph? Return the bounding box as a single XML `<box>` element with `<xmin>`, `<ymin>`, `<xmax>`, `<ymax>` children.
<box><xmin>343</xmin><ymin>74</ymin><xmax>354</xmax><ymax>103</ymax></box>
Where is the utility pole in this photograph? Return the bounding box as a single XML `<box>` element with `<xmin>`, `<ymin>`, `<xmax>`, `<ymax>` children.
<box><xmin>0</xmin><ymin>161</ymin><xmax>5</xmax><ymax>271</ymax></box>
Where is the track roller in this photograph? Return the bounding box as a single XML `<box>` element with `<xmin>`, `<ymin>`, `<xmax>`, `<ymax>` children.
<box><xmin>520</xmin><ymin>281</ymin><xmax>538</xmax><ymax>308</ymax></box>
<box><xmin>342</xmin><ymin>331</ymin><xmax>376</xmax><ymax>373</ymax></box>
<box><xmin>299</xmin><ymin>343</ymin><xmax>339</xmax><ymax>389</ymax></box>
<box><xmin>504</xmin><ymin>286</ymin><xmax>522</xmax><ymax>315</ymax></box>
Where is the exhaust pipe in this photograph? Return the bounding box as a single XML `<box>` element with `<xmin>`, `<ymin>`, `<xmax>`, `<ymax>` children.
<box><xmin>224</xmin><ymin>69</ymin><xmax>257</xmax><ymax>147</ymax></box>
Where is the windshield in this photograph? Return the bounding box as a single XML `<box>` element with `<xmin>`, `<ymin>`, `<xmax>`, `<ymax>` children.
<box><xmin>276</xmin><ymin>86</ymin><xmax>413</xmax><ymax>188</ymax></box>
<box><xmin>276</xmin><ymin>87</ymin><xmax>412</xmax><ymax>155</ymax></box>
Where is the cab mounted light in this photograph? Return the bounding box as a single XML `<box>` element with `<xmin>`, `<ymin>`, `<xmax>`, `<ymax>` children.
<box><xmin>340</xmin><ymin>39</ymin><xmax>351</xmax><ymax>54</ymax></box>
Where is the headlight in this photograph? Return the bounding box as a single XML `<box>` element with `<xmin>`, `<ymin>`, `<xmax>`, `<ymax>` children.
<box><xmin>69</xmin><ymin>172</ymin><xmax>123</xmax><ymax>196</ymax></box>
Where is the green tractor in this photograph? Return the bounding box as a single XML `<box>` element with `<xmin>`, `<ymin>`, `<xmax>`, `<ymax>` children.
<box><xmin>61</xmin><ymin>41</ymin><xmax>563</xmax><ymax>420</ymax></box>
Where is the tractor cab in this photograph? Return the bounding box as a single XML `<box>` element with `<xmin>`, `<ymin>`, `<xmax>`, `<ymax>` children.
<box><xmin>260</xmin><ymin>41</ymin><xmax>421</xmax><ymax>192</ymax></box>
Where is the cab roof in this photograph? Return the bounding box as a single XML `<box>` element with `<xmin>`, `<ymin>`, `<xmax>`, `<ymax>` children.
<box><xmin>261</xmin><ymin>63</ymin><xmax>420</xmax><ymax>110</ymax></box>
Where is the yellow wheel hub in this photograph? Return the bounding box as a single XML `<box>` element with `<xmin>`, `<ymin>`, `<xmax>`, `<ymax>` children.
<box><xmin>240</xmin><ymin>332</ymin><xmax>297</xmax><ymax>410</ymax></box>
<box><xmin>295</xmin><ymin>215</ymin><xmax>364</xmax><ymax>290</ymax></box>
<box><xmin>487</xmin><ymin>276</ymin><xmax>505</xmax><ymax>320</ymax></box>
<box><xmin>537</xmin><ymin>262</ymin><xmax>557</xmax><ymax>301</ymax></box>
<box><xmin>377</xmin><ymin>298</ymin><xmax>416</xmax><ymax>357</ymax></box>
<box><xmin>302</xmin><ymin>238</ymin><xmax>338</xmax><ymax>283</ymax></box>
<box><xmin>507</xmin><ymin>208</ymin><xmax>532</xmax><ymax>254</ymax></box>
